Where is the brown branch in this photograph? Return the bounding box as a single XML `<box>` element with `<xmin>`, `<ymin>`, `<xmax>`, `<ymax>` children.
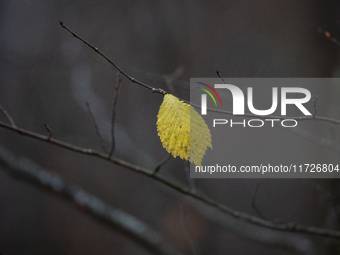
<box><xmin>216</xmin><ymin>70</ymin><xmax>226</xmax><ymax>84</ymax></box>
<box><xmin>109</xmin><ymin>72</ymin><xmax>122</xmax><ymax>157</ymax></box>
<box><xmin>60</xmin><ymin>22</ymin><xmax>340</xmax><ymax>126</ymax></box>
<box><xmin>43</xmin><ymin>123</ymin><xmax>52</xmax><ymax>140</ymax></box>
<box><xmin>0</xmin><ymin>145</ymin><xmax>185</xmax><ymax>255</ymax></box>
<box><xmin>153</xmin><ymin>154</ymin><xmax>172</xmax><ymax>175</ymax></box>
<box><xmin>60</xmin><ymin>21</ymin><xmax>167</xmax><ymax>96</ymax></box>
<box><xmin>1</xmin><ymin>121</ymin><xmax>340</xmax><ymax>240</ymax></box>
<box><xmin>85</xmin><ymin>102</ymin><xmax>106</xmax><ymax>152</ymax></box>
<box><xmin>0</xmin><ymin>102</ymin><xmax>16</xmax><ymax>128</ymax></box>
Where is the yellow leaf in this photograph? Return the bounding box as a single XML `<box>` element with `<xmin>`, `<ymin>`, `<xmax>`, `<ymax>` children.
<box><xmin>157</xmin><ymin>94</ymin><xmax>212</xmax><ymax>166</ymax></box>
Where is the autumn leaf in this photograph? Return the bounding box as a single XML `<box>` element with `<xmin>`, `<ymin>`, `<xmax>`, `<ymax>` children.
<box><xmin>157</xmin><ymin>94</ymin><xmax>212</xmax><ymax>166</ymax></box>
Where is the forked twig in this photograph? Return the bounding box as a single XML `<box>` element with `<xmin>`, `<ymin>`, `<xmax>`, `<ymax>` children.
<box><xmin>1</xmin><ymin>120</ymin><xmax>340</xmax><ymax>240</ymax></box>
<box><xmin>60</xmin><ymin>22</ymin><xmax>340</xmax><ymax>126</ymax></box>
<box><xmin>43</xmin><ymin>123</ymin><xmax>52</xmax><ymax>140</ymax></box>
<box><xmin>153</xmin><ymin>154</ymin><xmax>172</xmax><ymax>175</ymax></box>
<box><xmin>0</xmin><ymin>103</ymin><xmax>16</xmax><ymax>128</ymax></box>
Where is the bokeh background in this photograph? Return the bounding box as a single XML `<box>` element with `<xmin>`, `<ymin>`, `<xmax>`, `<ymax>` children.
<box><xmin>0</xmin><ymin>0</ymin><xmax>340</xmax><ymax>254</ymax></box>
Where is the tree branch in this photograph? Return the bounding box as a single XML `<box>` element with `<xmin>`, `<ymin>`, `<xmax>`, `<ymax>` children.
<box><xmin>60</xmin><ymin>22</ymin><xmax>340</xmax><ymax>126</ymax></box>
<box><xmin>0</xmin><ymin>145</ymin><xmax>185</xmax><ymax>255</ymax></box>
<box><xmin>109</xmin><ymin>72</ymin><xmax>122</xmax><ymax>157</ymax></box>
<box><xmin>60</xmin><ymin>21</ymin><xmax>167</xmax><ymax>96</ymax></box>
<box><xmin>0</xmin><ymin>102</ymin><xmax>16</xmax><ymax>128</ymax></box>
<box><xmin>1</xmin><ymin>120</ymin><xmax>340</xmax><ymax>240</ymax></box>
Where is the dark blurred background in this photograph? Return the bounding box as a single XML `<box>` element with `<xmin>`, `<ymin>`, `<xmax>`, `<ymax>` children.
<box><xmin>0</xmin><ymin>0</ymin><xmax>340</xmax><ymax>254</ymax></box>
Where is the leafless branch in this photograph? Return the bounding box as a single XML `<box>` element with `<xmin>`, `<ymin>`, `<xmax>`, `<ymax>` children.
<box><xmin>109</xmin><ymin>72</ymin><xmax>122</xmax><ymax>157</ymax></box>
<box><xmin>153</xmin><ymin>154</ymin><xmax>172</xmax><ymax>175</ymax></box>
<box><xmin>0</xmin><ymin>145</ymin><xmax>185</xmax><ymax>255</ymax></box>
<box><xmin>43</xmin><ymin>123</ymin><xmax>52</xmax><ymax>140</ymax></box>
<box><xmin>0</xmin><ymin>102</ymin><xmax>16</xmax><ymax>128</ymax></box>
<box><xmin>216</xmin><ymin>70</ymin><xmax>226</xmax><ymax>84</ymax></box>
<box><xmin>60</xmin><ymin>22</ymin><xmax>340</xmax><ymax>126</ymax></box>
<box><xmin>60</xmin><ymin>21</ymin><xmax>167</xmax><ymax>96</ymax></box>
<box><xmin>1</xmin><ymin>120</ymin><xmax>340</xmax><ymax>240</ymax></box>
<box><xmin>85</xmin><ymin>102</ymin><xmax>106</xmax><ymax>152</ymax></box>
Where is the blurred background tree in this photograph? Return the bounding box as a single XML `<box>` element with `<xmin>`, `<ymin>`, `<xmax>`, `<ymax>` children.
<box><xmin>0</xmin><ymin>0</ymin><xmax>340</xmax><ymax>254</ymax></box>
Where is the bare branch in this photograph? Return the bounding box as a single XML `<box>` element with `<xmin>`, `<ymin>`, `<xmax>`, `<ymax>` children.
<box><xmin>0</xmin><ymin>102</ymin><xmax>16</xmax><ymax>128</ymax></box>
<box><xmin>60</xmin><ymin>21</ymin><xmax>167</xmax><ymax>96</ymax></box>
<box><xmin>216</xmin><ymin>70</ymin><xmax>226</xmax><ymax>84</ymax></box>
<box><xmin>43</xmin><ymin>123</ymin><xmax>52</xmax><ymax>140</ymax></box>
<box><xmin>0</xmin><ymin>145</ymin><xmax>185</xmax><ymax>255</ymax></box>
<box><xmin>60</xmin><ymin>22</ymin><xmax>340</xmax><ymax>126</ymax></box>
<box><xmin>109</xmin><ymin>72</ymin><xmax>122</xmax><ymax>157</ymax></box>
<box><xmin>153</xmin><ymin>154</ymin><xmax>172</xmax><ymax>175</ymax></box>
<box><xmin>1</xmin><ymin>120</ymin><xmax>340</xmax><ymax>240</ymax></box>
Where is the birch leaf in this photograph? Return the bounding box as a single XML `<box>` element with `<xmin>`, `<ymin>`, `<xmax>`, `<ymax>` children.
<box><xmin>157</xmin><ymin>94</ymin><xmax>212</xmax><ymax>166</ymax></box>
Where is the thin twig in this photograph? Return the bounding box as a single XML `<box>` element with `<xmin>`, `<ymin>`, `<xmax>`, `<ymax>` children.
<box><xmin>109</xmin><ymin>72</ymin><xmax>122</xmax><ymax>157</ymax></box>
<box><xmin>60</xmin><ymin>21</ymin><xmax>167</xmax><ymax>96</ymax></box>
<box><xmin>0</xmin><ymin>103</ymin><xmax>16</xmax><ymax>128</ymax></box>
<box><xmin>60</xmin><ymin>22</ymin><xmax>340</xmax><ymax>126</ymax></box>
<box><xmin>216</xmin><ymin>70</ymin><xmax>226</xmax><ymax>84</ymax></box>
<box><xmin>1</xmin><ymin>121</ymin><xmax>340</xmax><ymax>240</ymax></box>
<box><xmin>0</xmin><ymin>145</ymin><xmax>185</xmax><ymax>255</ymax></box>
<box><xmin>85</xmin><ymin>102</ymin><xmax>106</xmax><ymax>152</ymax></box>
<box><xmin>43</xmin><ymin>123</ymin><xmax>52</xmax><ymax>140</ymax></box>
<box><xmin>153</xmin><ymin>154</ymin><xmax>172</xmax><ymax>175</ymax></box>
